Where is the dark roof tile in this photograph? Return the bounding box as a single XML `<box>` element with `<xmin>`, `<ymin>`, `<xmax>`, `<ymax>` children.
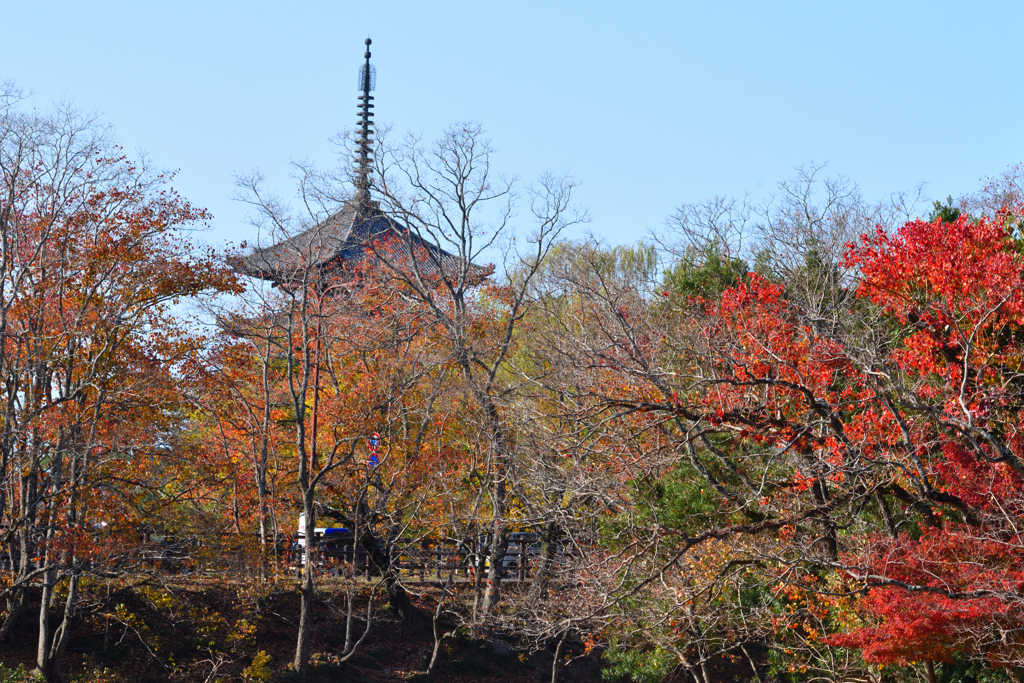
<box><xmin>231</xmin><ymin>202</ymin><xmax>493</xmax><ymax>285</ymax></box>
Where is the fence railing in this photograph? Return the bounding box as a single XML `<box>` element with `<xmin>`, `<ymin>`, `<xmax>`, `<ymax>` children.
<box><xmin>1</xmin><ymin>530</ymin><xmax>558</xmax><ymax>582</ymax></box>
<box><xmin>167</xmin><ymin>533</ymin><xmax>555</xmax><ymax>581</ymax></box>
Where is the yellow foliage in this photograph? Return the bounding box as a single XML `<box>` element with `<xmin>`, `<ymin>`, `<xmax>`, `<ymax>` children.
<box><xmin>242</xmin><ymin>651</ymin><xmax>273</xmax><ymax>682</ymax></box>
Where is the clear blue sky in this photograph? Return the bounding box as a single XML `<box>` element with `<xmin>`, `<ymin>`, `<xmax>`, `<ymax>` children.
<box><xmin>4</xmin><ymin>1</ymin><xmax>1022</xmax><ymax>248</ymax></box>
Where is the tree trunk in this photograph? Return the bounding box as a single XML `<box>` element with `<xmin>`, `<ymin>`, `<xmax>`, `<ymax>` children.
<box><xmin>551</xmin><ymin>630</ymin><xmax>568</xmax><ymax>683</ymax></box>
<box><xmin>37</xmin><ymin>570</ymin><xmax>79</xmax><ymax>682</ymax></box>
<box><xmin>471</xmin><ymin>538</ymin><xmax>486</xmax><ymax>626</ymax></box>
<box><xmin>424</xmin><ymin>597</ymin><xmax>449</xmax><ymax>677</ymax></box>
<box><xmin>0</xmin><ymin>584</ymin><xmax>26</xmax><ymax>642</ymax></box>
<box><xmin>361</xmin><ymin>513</ymin><xmax>414</xmax><ymax>622</ymax></box>
<box><xmin>740</xmin><ymin>643</ymin><xmax>763</xmax><ymax>683</ymax></box>
<box><xmin>3</xmin><ymin>451</ymin><xmax>38</xmax><ymax>642</ymax></box>
<box><xmin>480</xmin><ymin>401</ymin><xmax>509</xmax><ymax>620</ymax></box>
<box><xmin>0</xmin><ymin>526</ymin><xmax>31</xmax><ymax>641</ymax></box>
<box><xmin>481</xmin><ymin>494</ymin><xmax>507</xmax><ymax>619</ymax></box>
<box><xmin>35</xmin><ymin>556</ymin><xmax>56</xmax><ymax>679</ymax></box>
<box><xmin>342</xmin><ymin>581</ymin><xmax>356</xmax><ymax>656</ymax></box>
<box><xmin>293</xmin><ymin>493</ymin><xmax>315</xmax><ymax>678</ymax></box>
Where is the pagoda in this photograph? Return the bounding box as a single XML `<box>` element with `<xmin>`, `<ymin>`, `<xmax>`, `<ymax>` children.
<box><xmin>232</xmin><ymin>38</ymin><xmax>493</xmax><ymax>289</ymax></box>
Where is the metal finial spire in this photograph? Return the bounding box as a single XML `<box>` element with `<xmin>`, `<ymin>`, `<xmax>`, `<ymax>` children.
<box><xmin>354</xmin><ymin>37</ymin><xmax>375</xmax><ymax>206</ymax></box>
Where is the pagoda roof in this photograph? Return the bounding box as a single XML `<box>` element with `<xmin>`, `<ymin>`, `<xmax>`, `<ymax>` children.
<box><xmin>231</xmin><ymin>201</ymin><xmax>494</xmax><ymax>286</ymax></box>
